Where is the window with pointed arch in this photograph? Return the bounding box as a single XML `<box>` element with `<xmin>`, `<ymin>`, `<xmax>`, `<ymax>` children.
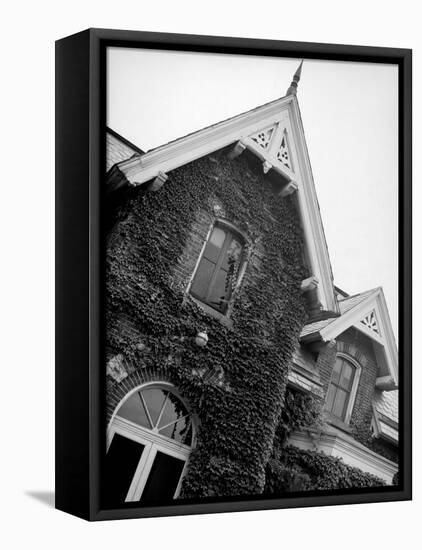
<box><xmin>105</xmin><ymin>383</ymin><xmax>195</xmax><ymax>506</ymax></box>
<box><xmin>189</xmin><ymin>222</ymin><xmax>246</xmax><ymax>315</ymax></box>
<box><xmin>324</xmin><ymin>354</ymin><xmax>361</xmax><ymax>424</ymax></box>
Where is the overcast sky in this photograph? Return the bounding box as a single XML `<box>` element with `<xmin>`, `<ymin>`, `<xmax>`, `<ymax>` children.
<box><xmin>107</xmin><ymin>48</ymin><xmax>398</xmax><ymax>339</ymax></box>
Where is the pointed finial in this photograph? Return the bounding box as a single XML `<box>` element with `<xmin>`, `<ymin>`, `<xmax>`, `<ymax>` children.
<box><xmin>286</xmin><ymin>60</ymin><xmax>303</xmax><ymax>96</ymax></box>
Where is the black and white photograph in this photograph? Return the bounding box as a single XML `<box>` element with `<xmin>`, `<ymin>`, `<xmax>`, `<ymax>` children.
<box><xmin>2</xmin><ymin>0</ymin><xmax>420</xmax><ymax>545</ymax></box>
<box><xmin>103</xmin><ymin>47</ymin><xmax>402</xmax><ymax>507</ymax></box>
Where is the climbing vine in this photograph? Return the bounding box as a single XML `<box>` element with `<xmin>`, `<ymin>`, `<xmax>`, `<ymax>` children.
<box><xmin>275</xmin><ymin>388</ymin><xmax>324</xmax><ymax>448</ymax></box>
<box><xmin>105</xmin><ymin>149</ymin><xmax>308</xmax><ymax>498</ymax></box>
<box><xmin>265</xmin><ymin>446</ymin><xmax>386</xmax><ymax>493</ymax></box>
<box><xmin>264</xmin><ymin>388</ymin><xmax>386</xmax><ymax>493</ymax></box>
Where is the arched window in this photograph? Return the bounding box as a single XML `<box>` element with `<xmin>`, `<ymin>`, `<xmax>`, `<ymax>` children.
<box><xmin>324</xmin><ymin>355</ymin><xmax>360</xmax><ymax>423</ymax></box>
<box><xmin>105</xmin><ymin>384</ymin><xmax>194</xmax><ymax>506</ymax></box>
<box><xmin>190</xmin><ymin>222</ymin><xmax>245</xmax><ymax>314</ymax></box>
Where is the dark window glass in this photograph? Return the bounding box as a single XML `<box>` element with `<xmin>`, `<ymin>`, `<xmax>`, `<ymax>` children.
<box><xmin>104</xmin><ymin>434</ymin><xmax>145</xmax><ymax>507</ymax></box>
<box><xmin>157</xmin><ymin>395</ymin><xmax>188</xmax><ymax>432</ymax></box>
<box><xmin>190</xmin><ymin>225</ymin><xmax>244</xmax><ymax>313</ymax></box>
<box><xmin>140</xmin><ymin>452</ymin><xmax>185</xmax><ymax>502</ymax></box>
<box><xmin>159</xmin><ymin>416</ymin><xmax>190</xmax><ymax>444</ymax></box>
<box><xmin>324</xmin><ymin>357</ymin><xmax>356</xmax><ymax>421</ymax></box>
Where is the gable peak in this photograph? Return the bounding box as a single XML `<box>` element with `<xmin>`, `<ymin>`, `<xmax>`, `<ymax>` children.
<box><xmin>286</xmin><ymin>60</ymin><xmax>304</xmax><ymax>96</ymax></box>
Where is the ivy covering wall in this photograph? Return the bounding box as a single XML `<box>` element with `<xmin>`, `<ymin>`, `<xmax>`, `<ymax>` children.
<box><xmin>264</xmin><ymin>388</ymin><xmax>386</xmax><ymax>492</ymax></box>
<box><xmin>265</xmin><ymin>446</ymin><xmax>386</xmax><ymax>492</ymax></box>
<box><xmin>106</xmin><ymin>149</ymin><xmax>308</xmax><ymax>498</ymax></box>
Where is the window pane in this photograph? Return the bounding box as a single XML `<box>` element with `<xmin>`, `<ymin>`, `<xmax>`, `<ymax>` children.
<box><xmin>140</xmin><ymin>452</ymin><xmax>185</xmax><ymax>502</ymax></box>
<box><xmin>203</xmin><ymin>226</ymin><xmax>226</xmax><ymax>263</ymax></box>
<box><xmin>222</xmin><ymin>237</ymin><xmax>243</xmax><ymax>270</ymax></box>
<box><xmin>117</xmin><ymin>392</ymin><xmax>151</xmax><ymax>428</ymax></box>
<box><xmin>332</xmin><ymin>388</ymin><xmax>348</xmax><ymax>419</ymax></box>
<box><xmin>104</xmin><ymin>434</ymin><xmax>145</xmax><ymax>506</ymax></box>
<box><xmin>331</xmin><ymin>359</ymin><xmax>343</xmax><ymax>385</ymax></box>
<box><xmin>207</xmin><ymin>268</ymin><xmax>229</xmax><ymax>311</ymax></box>
<box><xmin>339</xmin><ymin>362</ymin><xmax>354</xmax><ymax>390</ymax></box>
<box><xmin>325</xmin><ymin>383</ymin><xmax>336</xmax><ymax>412</ymax></box>
<box><xmin>209</xmin><ymin>226</ymin><xmax>226</xmax><ymax>248</ymax></box>
<box><xmin>142</xmin><ymin>388</ymin><xmax>167</xmax><ymax>427</ymax></box>
<box><xmin>159</xmin><ymin>416</ymin><xmax>190</xmax><ymax>444</ymax></box>
<box><xmin>190</xmin><ymin>225</ymin><xmax>244</xmax><ymax>312</ymax></box>
<box><xmin>190</xmin><ymin>257</ymin><xmax>215</xmax><ymax>301</ymax></box>
<box><xmin>183</xmin><ymin>422</ymin><xmax>193</xmax><ymax>446</ymax></box>
<box><xmin>157</xmin><ymin>393</ymin><xmax>188</xmax><ymax>430</ymax></box>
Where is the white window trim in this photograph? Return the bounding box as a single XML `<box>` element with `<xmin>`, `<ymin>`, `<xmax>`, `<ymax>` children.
<box><xmin>326</xmin><ymin>353</ymin><xmax>362</xmax><ymax>425</ymax></box>
<box><xmin>107</xmin><ymin>382</ymin><xmax>195</xmax><ymax>503</ymax></box>
<box><xmin>186</xmin><ymin>218</ymin><xmax>250</xmax><ymax>318</ymax></box>
<box><xmin>288</xmin><ymin>429</ymin><xmax>398</xmax><ymax>483</ymax></box>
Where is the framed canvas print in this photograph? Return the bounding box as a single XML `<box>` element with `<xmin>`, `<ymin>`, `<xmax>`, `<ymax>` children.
<box><xmin>55</xmin><ymin>28</ymin><xmax>412</xmax><ymax>521</ymax></box>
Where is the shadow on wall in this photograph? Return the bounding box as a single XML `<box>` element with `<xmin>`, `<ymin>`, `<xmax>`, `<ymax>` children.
<box><xmin>25</xmin><ymin>491</ymin><xmax>55</xmax><ymax>508</ymax></box>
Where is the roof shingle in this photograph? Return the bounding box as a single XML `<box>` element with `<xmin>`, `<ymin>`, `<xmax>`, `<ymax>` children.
<box><xmin>373</xmin><ymin>389</ymin><xmax>399</xmax><ymax>424</ymax></box>
<box><xmin>300</xmin><ymin>288</ymin><xmax>378</xmax><ymax>338</ymax></box>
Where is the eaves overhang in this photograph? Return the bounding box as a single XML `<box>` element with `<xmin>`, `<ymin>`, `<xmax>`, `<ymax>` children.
<box><xmin>107</xmin><ymin>94</ymin><xmax>338</xmax><ymax>313</ymax></box>
<box><xmin>300</xmin><ymin>287</ymin><xmax>398</xmax><ymax>388</ymax></box>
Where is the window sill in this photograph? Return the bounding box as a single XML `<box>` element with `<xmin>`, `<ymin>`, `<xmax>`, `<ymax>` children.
<box><xmin>325</xmin><ymin>414</ymin><xmax>352</xmax><ymax>434</ymax></box>
<box><xmin>188</xmin><ymin>295</ymin><xmax>233</xmax><ymax>329</ymax></box>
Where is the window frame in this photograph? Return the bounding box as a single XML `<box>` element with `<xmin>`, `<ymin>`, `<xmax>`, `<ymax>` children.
<box><xmin>107</xmin><ymin>382</ymin><xmax>195</xmax><ymax>503</ymax></box>
<box><xmin>324</xmin><ymin>353</ymin><xmax>362</xmax><ymax>425</ymax></box>
<box><xmin>187</xmin><ymin>219</ymin><xmax>248</xmax><ymax>319</ymax></box>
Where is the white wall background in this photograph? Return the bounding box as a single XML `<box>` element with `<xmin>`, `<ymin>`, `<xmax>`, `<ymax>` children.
<box><xmin>0</xmin><ymin>1</ymin><xmax>418</xmax><ymax>549</ymax></box>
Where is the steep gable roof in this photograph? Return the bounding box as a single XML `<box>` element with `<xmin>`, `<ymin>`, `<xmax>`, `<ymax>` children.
<box><xmin>301</xmin><ymin>288</ymin><xmax>376</xmax><ymax>337</ymax></box>
<box><xmin>107</xmin><ymin>94</ymin><xmax>339</xmax><ymax>314</ymax></box>
<box><xmin>301</xmin><ymin>287</ymin><xmax>398</xmax><ymax>389</ymax></box>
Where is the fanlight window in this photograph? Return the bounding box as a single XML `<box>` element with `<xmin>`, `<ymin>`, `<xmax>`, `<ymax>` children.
<box><xmin>105</xmin><ymin>386</ymin><xmax>194</xmax><ymax>506</ymax></box>
<box><xmin>324</xmin><ymin>357</ymin><xmax>357</xmax><ymax>421</ymax></box>
<box><xmin>117</xmin><ymin>387</ymin><xmax>193</xmax><ymax>445</ymax></box>
<box><xmin>190</xmin><ymin>223</ymin><xmax>245</xmax><ymax>314</ymax></box>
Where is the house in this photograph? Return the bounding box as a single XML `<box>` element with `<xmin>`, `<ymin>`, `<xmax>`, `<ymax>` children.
<box><xmin>104</xmin><ymin>63</ymin><xmax>399</xmax><ymax>506</ymax></box>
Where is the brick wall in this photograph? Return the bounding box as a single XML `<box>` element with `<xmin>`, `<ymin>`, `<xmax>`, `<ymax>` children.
<box><xmin>313</xmin><ymin>327</ymin><xmax>397</xmax><ymax>462</ymax></box>
<box><xmin>316</xmin><ymin>339</ymin><xmax>338</xmax><ymax>390</ymax></box>
<box><xmin>105</xmin><ymin>149</ymin><xmax>307</xmax><ymax>388</ymax></box>
<box><xmin>336</xmin><ymin>328</ymin><xmax>378</xmax><ymax>438</ymax></box>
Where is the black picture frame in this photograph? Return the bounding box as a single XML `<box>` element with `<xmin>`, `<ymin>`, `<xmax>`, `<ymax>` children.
<box><xmin>55</xmin><ymin>28</ymin><xmax>412</xmax><ymax>521</ymax></box>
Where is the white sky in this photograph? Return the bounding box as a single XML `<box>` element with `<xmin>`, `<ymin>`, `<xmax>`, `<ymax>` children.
<box><xmin>107</xmin><ymin>48</ymin><xmax>398</xmax><ymax>339</ymax></box>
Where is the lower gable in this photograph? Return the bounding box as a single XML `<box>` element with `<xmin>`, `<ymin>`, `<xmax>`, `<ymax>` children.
<box><xmin>287</xmin><ymin>326</ymin><xmax>398</xmax><ymax>477</ymax></box>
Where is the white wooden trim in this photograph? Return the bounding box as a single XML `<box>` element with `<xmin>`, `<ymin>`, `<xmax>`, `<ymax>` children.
<box><xmin>107</xmin><ymin>382</ymin><xmax>197</xmax><ymax>501</ymax></box>
<box><xmin>112</xmin><ymin>412</ymin><xmax>193</xmax><ymax>453</ymax></box>
<box><xmin>317</xmin><ymin>288</ymin><xmax>398</xmax><ymax>386</ymax></box>
<box><xmin>185</xmin><ymin>218</ymin><xmax>250</xmax><ymax>316</ymax></box>
<box><xmin>107</xmin><ymin>412</ymin><xmax>193</xmax><ymax>503</ymax></box>
<box><xmin>279</xmin><ymin>180</ymin><xmax>298</xmax><ymax>198</ymax></box>
<box><xmin>371</xmin><ymin>405</ymin><xmax>399</xmax><ymax>444</ymax></box>
<box><xmin>288</xmin><ymin>98</ymin><xmax>338</xmax><ymax>313</ymax></box>
<box><xmin>129</xmin><ymin>443</ymin><xmax>156</xmax><ymax>501</ymax></box>
<box><xmin>336</xmin><ymin>353</ymin><xmax>362</xmax><ymax>424</ymax></box>
<box><xmin>108</xmin><ymin>381</ymin><xmax>195</xmax><ymax>437</ymax></box>
<box><xmin>110</xmin><ymin>95</ymin><xmax>338</xmax><ymax>314</ymax></box>
<box><xmin>301</xmin><ymin>275</ymin><xmax>319</xmax><ymax>292</ymax></box>
<box><xmin>288</xmin><ymin>429</ymin><xmax>398</xmax><ymax>483</ymax></box>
